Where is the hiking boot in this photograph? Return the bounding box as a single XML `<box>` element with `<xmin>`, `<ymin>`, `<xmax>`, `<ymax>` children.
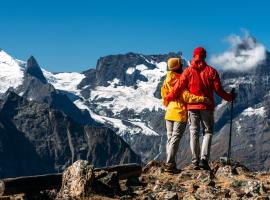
<box><xmin>164</xmin><ymin>163</ymin><xmax>181</xmax><ymax>174</ymax></box>
<box><xmin>191</xmin><ymin>162</ymin><xmax>200</xmax><ymax>170</ymax></box>
<box><xmin>199</xmin><ymin>159</ymin><xmax>211</xmax><ymax>170</ymax></box>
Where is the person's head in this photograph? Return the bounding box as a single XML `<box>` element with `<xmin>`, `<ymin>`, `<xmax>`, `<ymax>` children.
<box><xmin>193</xmin><ymin>47</ymin><xmax>207</xmax><ymax>63</ymax></box>
<box><xmin>167</xmin><ymin>57</ymin><xmax>182</xmax><ymax>73</ymax></box>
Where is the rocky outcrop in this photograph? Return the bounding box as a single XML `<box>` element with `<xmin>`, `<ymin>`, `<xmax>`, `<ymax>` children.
<box><xmin>56</xmin><ymin>160</ymin><xmax>95</xmax><ymax>200</ymax></box>
<box><xmin>14</xmin><ymin>160</ymin><xmax>270</xmax><ymax>199</ymax></box>
<box><xmin>78</xmin><ymin>52</ymin><xmax>182</xmax><ymax>89</ymax></box>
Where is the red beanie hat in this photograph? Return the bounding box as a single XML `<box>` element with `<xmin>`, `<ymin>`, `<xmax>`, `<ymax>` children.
<box><xmin>193</xmin><ymin>47</ymin><xmax>207</xmax><ymax>58</ymax></box>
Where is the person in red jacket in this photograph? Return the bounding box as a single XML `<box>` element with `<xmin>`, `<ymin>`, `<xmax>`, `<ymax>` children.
<box><xmin>166</xmin><ymin>47</ymin><xmax>235</xmax><ymax>170</ymax></box>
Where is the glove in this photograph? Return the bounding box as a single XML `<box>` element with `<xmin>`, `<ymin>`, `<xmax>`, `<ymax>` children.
<box><xmin>203</xmin><ymin>97</ymin><xmax>211</xmax><ymax>105</ymax></box>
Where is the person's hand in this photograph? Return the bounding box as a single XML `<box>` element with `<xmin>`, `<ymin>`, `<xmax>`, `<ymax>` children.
<box><xmin>204</xmin><ymin>97</ymin><xmax>211</xmax><ymax>105</ymax></box>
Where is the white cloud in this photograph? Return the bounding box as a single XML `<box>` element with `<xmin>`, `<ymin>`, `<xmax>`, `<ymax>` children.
<box><xmin>210</xmin><ymin>30</ymin><xmax>266</xmax><ymax>71</ymax></box>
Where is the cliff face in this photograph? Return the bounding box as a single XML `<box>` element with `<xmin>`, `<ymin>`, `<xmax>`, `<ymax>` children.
<box><xmin>0</xmin><ymin>92</ymin><xmax>141</xmax><ymax>178</ymax></box>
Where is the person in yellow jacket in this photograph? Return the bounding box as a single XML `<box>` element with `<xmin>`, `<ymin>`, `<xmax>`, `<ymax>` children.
<box><xmin>161</xmin><ymin>57</ymin><xmax>210</xmax><ymax>173</ymax></box>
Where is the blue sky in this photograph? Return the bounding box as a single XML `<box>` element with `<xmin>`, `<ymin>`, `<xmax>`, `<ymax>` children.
<box><xmin>0</xmin><ymin>0</ymin><xmax>269</xmax><ymax>72</ymax></box>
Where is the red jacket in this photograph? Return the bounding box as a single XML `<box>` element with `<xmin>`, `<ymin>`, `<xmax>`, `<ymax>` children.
<box><xmin>166</xmin><ymin>62</ymin><xmax>233</xmax><ymax>110</ymax></box>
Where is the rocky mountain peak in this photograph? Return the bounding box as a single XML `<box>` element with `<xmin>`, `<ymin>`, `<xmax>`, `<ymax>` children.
<box><xmin>78</xmin><ymin>51</ymin><xmax>182</xmax><ymax>89</ymax></box>
<box><xmin>235</xmin><ymin>35</ymin><xmax>257</xmax><ymax>52</ymax></box>
<box><xmin>26</xmin><ymin>56</ymin><xmax>47</xmax><ymax>84</ymax></box>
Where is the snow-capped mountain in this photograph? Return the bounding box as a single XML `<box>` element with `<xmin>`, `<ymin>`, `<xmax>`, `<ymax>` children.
<box><xmin>71</xmin><ymin>47</ymin><xmax>269</xmax><ymax>170</ymax></box>
<box><xmin>0</xmin><ymin>37</ymin><xmax>269</xmax><ymax>171</ymax></box>
<box><xmin>0</xmin><ymin>50</ymin><xmax>142</xmax><ymax>178</ymax></box>
<box><xmin>72</xmin><ymin>52</ymin><xmax>184</xmax><ymax>162</ymax></box>
<box><xmin>0</xmin><ymin>50</ymin><xmax>24</xmax><ymax>93</ymax></box>
<box><xmin>76</xmin><ymin>61</ymin><xmax>167</xmax><ymax>136</ymax></box>
<box><xmin>42</xmin><ymin>70</ymin><xmax>85</xmax><ymax>96</ymax></box>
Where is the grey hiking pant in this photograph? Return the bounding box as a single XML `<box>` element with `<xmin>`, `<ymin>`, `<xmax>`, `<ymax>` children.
<box><xmin>166</xmin><ymin>120</ymin><xmax>187</xmax><ymax>164</ymax></box>
<box><xmin>188</xmin><ymin>110</ymin><xmax>214</xmax><ymax>163</ymax></box>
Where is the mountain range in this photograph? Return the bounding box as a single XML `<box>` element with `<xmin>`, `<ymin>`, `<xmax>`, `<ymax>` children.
<box><xmin>0</xmin><ymin>35</ymin><xmax>269</xmax><ymax>176</ymax></box>
<box><xmin>0</xmin><ymin>51</ymin><xmax>141</xmax><ymax>178</ymax></box>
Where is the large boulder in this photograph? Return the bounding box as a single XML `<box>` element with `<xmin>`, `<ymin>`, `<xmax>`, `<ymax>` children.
<box><xmin>56</xmin><ymin>160</ymin><xmax>94</xmax><ymax>199</ymax></box>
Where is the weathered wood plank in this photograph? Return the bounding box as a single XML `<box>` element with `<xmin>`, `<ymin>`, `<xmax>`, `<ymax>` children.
<box><xmin>95</xmin><ymin>163</ymin><xmax>142</xmax><ymax>179</ymax></box>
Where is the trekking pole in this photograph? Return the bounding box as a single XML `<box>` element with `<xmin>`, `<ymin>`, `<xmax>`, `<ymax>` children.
<box><xmin>227</xmin><ymin>88</ymin><xmax>235</xmax><ymax>164</ymax></box>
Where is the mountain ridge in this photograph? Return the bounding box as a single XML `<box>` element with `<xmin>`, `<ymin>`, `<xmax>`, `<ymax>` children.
<box><xmin>0</xmin><ymin>41</ymin><xmax>269</xmax><ymax>171</ymax></box>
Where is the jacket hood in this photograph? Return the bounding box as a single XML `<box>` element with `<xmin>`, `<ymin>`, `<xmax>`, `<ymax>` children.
<box><xmin>191</xmin><ymin>60</ymin><xmax>207</xmax><ymax>71</ymax></box>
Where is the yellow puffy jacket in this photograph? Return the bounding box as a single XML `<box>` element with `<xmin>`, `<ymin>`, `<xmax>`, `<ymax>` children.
<box><xmin>161</xmin><ymin>71</ymin><xmax>206</xmax><ymax>122</ymax></box>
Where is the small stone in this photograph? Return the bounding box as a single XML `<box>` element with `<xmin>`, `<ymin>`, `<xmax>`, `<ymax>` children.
<box><xmin>231</xmin><ymin>179</ymin><xmax>245</xmax><ymax>188</ymax></box>
<box><xmin>153</xmin><ymin>184</ymin><xmax>161</xmax><ymax>191</ymax></box>
<box><xmin>120</xmin><ymin>195</ymin><xmax>133</xmax><ymax>200</ymax></box>
<box><xmin>215</xmin><ymin>165</ymin><xmax>235</xmax><ymax>178</ymax></box>
<box><xmin>162</xmin><ymin>182</ymin><xmax>173</xmax><ymax>191</ymax></box>
<box><xmin>178</xmin><ymin>170</ymin><xmax>193</xmax><ymax>181</ymax></box>
<box><xmin>259</xmin><ymin>183</ymin><xmax>267</xmax><ymax>194</ymax></box>
<box><xmin>148</xmin><ymin>175</ymin><xmax>157</xmax><ymax>184</ymax></box>
<box><xmin>195</xmin><ymin>170</ymin><xmax>213</xmax><ymax>183</ymax></box>
<box><xmin>195</xmin><ymin>187</ymin><xmax>216</xmax><ymax>199</ymax></box>
<box><xmin>244</xmin><ymin>180</ymin><xmax>260</xmax><ymax>194</ymax></box>
<box><xmin>163</xmin><ymin>191</ymin><xmax>178</xmax><ymax>200</ymax></box>
<box><xmin>188</xmin><ymin>183</ymin><xmax>199</xmax><ymax>193</ymax></box>
<box><xmin>178</xmin><ymin>186</ymin><xmax>188</xmax><ymax>193</ymax></box>
<box><xmin>223</xmin><ymin>189</ymin><xmax>231</xmax><ymax>198</ymax></box>
<box><xmin>99</xmin><ymin>171</ymin><xmax>119</xmax><ymax>187</ymax></box>
<box><xmin>183</xmin><ymin>194</ymin><xmax>198</xmax><ymax>200</ymax></box>
<box><xmin>207</xmin><ymin>180</ymin><xmax>216</xmax><ymax>187</ymax></box>
<box><xmin>133</xmin><ymin>189</ymin><xmax>145</xmax><ymax>196</ymax></box>
<box><xmin>245</xmin><ymin>192</ymin><xmax>254</xmax><ymax>198</ymax></box>
<box><xmin>235</xmin><ymin>166</ymin><xmax>248</xmax><ymax>175</ymax></box>
<box><xmin>144</xmin><ymin>192</ymin><xmax>156</xmax><ymax>200</ymax></box>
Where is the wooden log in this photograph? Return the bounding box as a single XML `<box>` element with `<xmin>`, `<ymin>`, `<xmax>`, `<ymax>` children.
<box><xmin>95</xmin><ymin>163</ymin><xmax>142</xmax><ymax>179</ymax></box>
<box><xmin>0</xmin><ymin>163</ymin><xmax>141</xmax><ymax>196</ymax></box>
<box><xmin>0</xmin><ymin>173</ymin><xmax>62</xmax><ymax>196</ymax></box>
